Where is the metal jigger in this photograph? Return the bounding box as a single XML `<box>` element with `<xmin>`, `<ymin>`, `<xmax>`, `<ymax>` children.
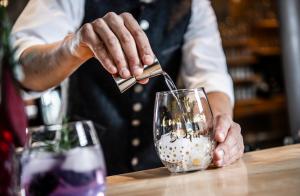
<box><xmin>113</xmin><ymin>58</ymin><xmax>163</xmax><ymax>93</ymax></box>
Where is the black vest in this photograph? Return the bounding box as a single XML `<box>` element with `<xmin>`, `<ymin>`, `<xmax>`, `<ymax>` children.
<box><xmin>68</xmin><ymin>0</ymin><xmax>191</xmax><ymax>175</ymax></box>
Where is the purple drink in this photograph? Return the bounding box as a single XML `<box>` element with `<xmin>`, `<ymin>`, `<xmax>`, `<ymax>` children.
<box><xmin>21</xmin><ymin>146</ymin><xmax>106</xmax><ymax>196</ymax></box>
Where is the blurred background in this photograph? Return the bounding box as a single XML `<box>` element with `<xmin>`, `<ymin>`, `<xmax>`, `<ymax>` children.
<box><xmin>213</xmin><ymin>0</ymin><xmax>288</xmax><ymax>151</ymax></box>
<box><xmin>6</xmin><ymin>0</ymin><xmax>300</xmax><ymax>151</ymax></box>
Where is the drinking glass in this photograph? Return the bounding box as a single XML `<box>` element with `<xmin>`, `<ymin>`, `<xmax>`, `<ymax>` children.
<box><xmin>20</xmin><ymin>121</ymin><xmax>106</xmax><ymax>196</ymax></box>
<box><xmin>153</xmin><ymin>88</ymin><xmax>216</xmax><ymax>173</ymax></box>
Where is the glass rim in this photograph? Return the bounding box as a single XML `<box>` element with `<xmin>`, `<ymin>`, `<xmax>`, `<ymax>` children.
<box><xmin>27</xmin><ymin>120</ymin><xmax>94</xmax><ymax>133</ymax></box>
<box><xmin>156</xmin><ymin>87</ymin><xmax>206</xmax><ymax>96</ymax></box>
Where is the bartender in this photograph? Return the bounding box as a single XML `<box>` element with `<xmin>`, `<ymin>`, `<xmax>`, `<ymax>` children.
<box><xmin>11</xmin><ymin>0</ymin><xmax>244</xmax><ymax>175</ymax></box>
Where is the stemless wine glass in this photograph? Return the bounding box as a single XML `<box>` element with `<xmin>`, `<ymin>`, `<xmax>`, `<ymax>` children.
<box><xmin>20</xmin><ymin>121</ymin><xmax>106</xmax><ymax>196</ymax></box>
<box><xmin>153</xmin><ymin>88</ymin><xmax>216</xmax><ymax>173</ymax></box>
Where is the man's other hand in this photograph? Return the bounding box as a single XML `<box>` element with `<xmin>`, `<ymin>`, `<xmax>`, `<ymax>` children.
<box><xmin>213</xmin><ymin>114</ymin><xmax>244</xmax><ymax>167</ymax></box>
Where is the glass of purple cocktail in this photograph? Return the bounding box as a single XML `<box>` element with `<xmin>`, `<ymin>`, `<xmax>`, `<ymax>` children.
<box><xmin>20</xmin><ymin>121</ymin><xmax>106</xmax><ymax>196</ymax></box>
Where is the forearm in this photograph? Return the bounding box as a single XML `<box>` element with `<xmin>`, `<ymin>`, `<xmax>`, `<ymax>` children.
<box><xmin>20</xmin><ymin>34</ymin><xmax>92</xmax><ymax>91</ymax></box>
<box><xmin>207</xmin><ymin>92</ymin><xmax>233</xmax><ymax>118</ymax></box>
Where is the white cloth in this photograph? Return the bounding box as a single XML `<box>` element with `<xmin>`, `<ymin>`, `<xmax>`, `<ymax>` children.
<box><xmin>11</xmin><ymin>0</ymin><xmax>234</xmax><ymax>104</ymax></box>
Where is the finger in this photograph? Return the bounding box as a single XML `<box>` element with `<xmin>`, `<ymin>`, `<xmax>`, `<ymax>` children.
<box><xmin>225</xmin><ymin>125</ymin><xmax>243</xmax><ymax>165</ymax></box>
<box><xmin>226</xmin><ymin>137</ymin><xmax>244</xmax><ymax>166</ymax></box>
<box><xmin>103</xmin><ymin>12</ymin><xmax>143</xmax><ymax>77</ymax></box>
<box><xmin>92</xmin><ymin>18</ymin><xmax>130</xmax><ymax>78</ymax></box>
<box><xmin>214</xmin><ymin>123</ymin><xmax>241</xmax><ymax>166</ymax></box>
<box><xmin>120</xmin><ymin>12</ymin><xmax>154</xmax><ymax>65</ymax></box>
<box><xmin>230</xmin><ymin>144</ymin><xmax>244</xmax><ymax>165</ymax></box>
<box><xmin>226</xmin><ymin>144</ymin><xmax>241</xmax><ymax>166</ymax></box>
<box><xmin>137</xmin><ymin>78</ymin><xmax>149</xmax><ymax>84</ymax></box>
<box><xmin>214</xmin><ymin>115</ymin><xmax>232</xmax><ymax>142</ymax></box>
<box><xmin>93</xmin><ymin>43</ymin><xmax>118</xmax><ymax>74</ymax></box>
<box><xmin>216</xmin><ymin>122</ymin><xmax>242</xmax><ymax>166</ymax></box>
<box><xmin>80</xmin><ymin>23</ymin><xmax>117</xmax><ymax>74</ymax></box>
<box><xmin>213</xmin><ymin>147</ymin><xmax>225</xmax><ymax>167</ymax></box>
<box><xmin>235</xmin><ymin>135</ymin><xmax>245</xmax><ymax>160</ymax></box>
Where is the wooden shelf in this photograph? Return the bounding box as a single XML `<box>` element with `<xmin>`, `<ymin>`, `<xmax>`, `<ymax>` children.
<box><xmin>234</xmin><ymin>95</ymin><xmax>286</xmax><ymax>119</ymax></box>
<box><xmin>253</xmin><ymin>46</ymin><xmax>280</xmax><ymax>56</ymax></box>
<box><xmin>254</xmin><ymin>19</ymin><xmax>279</xmax><ymax>29</ymax></box>
<box><xmin>222</xmin><ymin>38</ymin><xmax>252</xmax><ymax>48</ymax></box>
<box><xmin>227</xmin><ymin>55</ymin><xmax>257</xmax><ymax>66</ymax></box>
<box><xmin>233</xmin><ymin>75</ymin><xmax>260</xmax><ymax>85</ymax></box>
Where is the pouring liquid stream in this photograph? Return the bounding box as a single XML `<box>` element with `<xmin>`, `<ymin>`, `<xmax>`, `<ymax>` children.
<box><xmin>162</xmin><ymin>72</ymin><xmax>189</xmax><ymax>129</ymax></box>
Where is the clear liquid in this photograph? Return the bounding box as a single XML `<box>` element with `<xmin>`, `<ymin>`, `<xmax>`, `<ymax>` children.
<box><xmin>162</xmin><ymin>72</ymin><xmax>178</xmax><ymax>92</ymax></box>
<box><xmin>162</xmin><ymin>72</ymin><xmax>188</xmax><ymax>125</ymax></box>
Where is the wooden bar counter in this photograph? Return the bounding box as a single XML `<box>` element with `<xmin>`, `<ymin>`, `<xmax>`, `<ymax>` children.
<box><xmin>106</xmin><ymin>144</ymin><xmax>300</xmax><ymax>195</ymax></box>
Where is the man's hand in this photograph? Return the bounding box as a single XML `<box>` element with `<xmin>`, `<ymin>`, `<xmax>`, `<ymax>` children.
<box><xmin>69</xmin><ymin>12</ymin><xmax>154</xmax><ymax>83</ymax></box>
<box><xmin>213</xmin><ymin>114</ymin><xmax>244</xmax><ymax>167</ymax></box>
<box><xmin>19</xmin><ymin>12</ymin><xmax>153</xmax><ymax>91</ymax></box>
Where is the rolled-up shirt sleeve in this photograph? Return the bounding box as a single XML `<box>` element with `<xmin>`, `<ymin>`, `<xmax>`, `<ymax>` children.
<box><xmin>11</xmin><ymin>0</ymin><xmax>84</xmax><ymax>60</ymax></box>
<box><xmin>10</xmin><ymin>0</ymin><xmax>84</xmax><ymax>99</ymax></box>
<box><xmin>180</xmin><ymin>0</ymin><xmax>234</xmax><ymax>105</ymax></box>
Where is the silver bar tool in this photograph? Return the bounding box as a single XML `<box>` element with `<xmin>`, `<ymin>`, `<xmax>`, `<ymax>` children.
<box><xmin>113</xmin><ymin>58</ymin><xmax>163</xmax><ymax>93</ymax></box>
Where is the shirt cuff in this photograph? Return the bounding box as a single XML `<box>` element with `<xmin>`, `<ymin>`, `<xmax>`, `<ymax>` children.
<box><xmin>21</xmin><ymin>88</ymin><xmax>52</xmax><ymax>101</ymax></box>
<box><xmin>11</xmin><ymin>36</ymin><xmax>45</xmax><ymax>61</ymax></box>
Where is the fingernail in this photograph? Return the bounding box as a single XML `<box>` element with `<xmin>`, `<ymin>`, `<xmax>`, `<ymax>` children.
<box><xmin>132</xmin><ymin>65</ymin><xmax>143</xmax><ymax>76</ymax></box>
<box><xmin>219</xmin><ymin>132</ymin><xmax>225</xmax><ymax>141</ymax></box>
<box><xmin>143</xmin><ymin>54</ymin><xmax>153</xmax><ymax>64</ymax></box>
<box><xmin>216</xmin><ymin>159</ymin><xmax>223</xmax><ymax>166</ymax></box>
<box><xmin>217</xmin><ymin>149</ymin><xmax>224</xmax><ymax>158</ymax></box>
<box><xmin>120</xmin><ymin>67</ymin><xmax>130</xmax><ymax>78</ymax></box>
<box><xmin>109</xmin><ymin>66</ymin><xmax>117</xmax><ymax>74</ymax></box>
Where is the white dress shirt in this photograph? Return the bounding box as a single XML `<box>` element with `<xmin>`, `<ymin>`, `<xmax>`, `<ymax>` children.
<box><xmin>11</xmin><ymin>0</ymin><xmax>234</xmax><ymax>104</ymax></box>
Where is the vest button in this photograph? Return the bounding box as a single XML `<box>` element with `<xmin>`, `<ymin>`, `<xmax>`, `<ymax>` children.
<box><xmin>131</xmin><ymin>138</ymin><xmax>141</xmax><ymax>147</ymax></box>
<box><xmin>140</xmin><ymin>19</ymin><xmax>150</xmax><ymax>31</ymax></box>
<box><xmin>133</xmin><ymin>102</ymin><xmax>142</xmax><ymax>112</ymax></box>
<box><xmin>139</xmin><ymin>0</ymin><xmax>155</xmax><ymax>4</ymax></box>
<box><xmin>134</xmin><ymin>85</ymin><xmax>143</xmax><ymax>93</ymax></box>
<box><xmin>131</xmin><ymin>119</ymin><xmax>141</xmax><ymax>127</ymax></box>
<box><xmin>131</xmin><ymin>157</ymin><xmax>139</xmax><ymax>166</ymax></box>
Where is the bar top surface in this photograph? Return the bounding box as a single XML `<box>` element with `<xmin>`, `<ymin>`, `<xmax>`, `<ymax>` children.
<box><xmin>106</xmin><ymin>144</ymin><xmax>300</xmax><ymax>196</ymax></box>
